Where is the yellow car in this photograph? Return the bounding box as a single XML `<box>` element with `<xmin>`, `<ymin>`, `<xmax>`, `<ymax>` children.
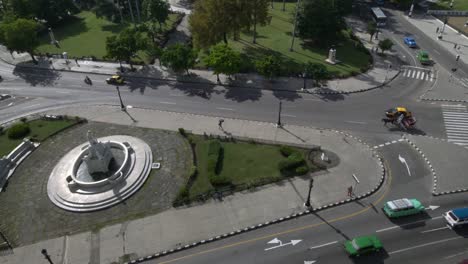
<box><xmin>106</xmin><ymin>75</ymin><xmax>125</xmax><ymax>85</ymax></box>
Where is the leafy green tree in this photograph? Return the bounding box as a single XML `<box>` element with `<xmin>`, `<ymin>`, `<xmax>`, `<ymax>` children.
<box><xmin>389</xmin><ymin>0</ymin><xmax>413</xmax><ymax>8</ymax></box>
<box><xmin>5</xmin><ymin>0</ymin><xmax>79</xmax><ymax>25</ymax></box>
<box><xmin>142</xmin><ymin>0</ymin><xmax>170</xmax><ymax>29</ymax></box>
<box><xmin>303</xmin><ymin>62</ymin><xmax>329</xmax><ymax>87</ymax></box>
<box><xmin>92</xmin><ymin>0</ymin><xmax>119</xmax><ymax>21</ymax></box>
<box><xmin>161</xmin><ymin>43</ymin><xmax>197</xmax><ymax>75</ymax></box>
<box><xmin>204</xmin><ymin>43</ymin><xmax>242</xmax><ymax>83</ymax></box>
<box><xmin>297</xmin><ymin>0</ymin><xmax>344</xmax><ymax>44</ymax></box>
<box><xmin>378</xmin><ymin>38</ymin><xmax>393</xmax><ymax>54</ymax></box>
<box><xmin>367</xmin><ymin>21</ymin><xmax>377</xmax><ymax>42</ymax></box>
<box><xmin>247</xmin><ymin>0</ymin><xmax>271</xmax><ymax>43</ymax></box>
<box><xmin>255</xmin><ymin>55</ymin><xmax>282</xmax><ymax>80</ymax></box>
<box><xmin>145</xmin><ymin>42</ymin><xmax>163</xmax><ymax>65</ymax></box>
<box><xmin>105</xmin><ymin>27</ymin><xmax>147</xmax><ymax>70</ymax></box>
<box><xmin>0</xmin><ymin>18</ymin><xmax>41</xmax><ymax>64</ymax></box>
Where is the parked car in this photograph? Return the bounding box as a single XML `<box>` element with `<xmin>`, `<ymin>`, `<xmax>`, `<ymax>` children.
<box><xmin>404</xmin><ymin>37</ymin><xmax>417</xmax><ymax>48</ymax></box>
<box><xmin>106</xmin><ymin>75</ymin><xmax>125</xmax><ymax>85</ymax></box>
<box><xmin>417</xmin><ymin>51</ymin><xmax>431</xmax><ymax>65</ymax></box>
<box><xmin>383</xmin><ymin>198</ymin><xmax>425</xmax><ymax>218</ymax></box>
<box><xmin>344</xmin><ymin>235</ymin><xmax>383</xmax><ymax>257</ymax></box>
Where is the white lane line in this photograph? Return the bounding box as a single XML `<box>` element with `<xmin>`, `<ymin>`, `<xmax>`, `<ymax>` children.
<box><xmin>159</xmin><ymin>101</ymin><xmax>176</xmax><ymax>105</ymax></box>
<box><xmin>7</xmin><ymin>102</ymin><xmax>13</xmax><ymax>106</ymax></box>
<box><xmin>444</xmin><ymin>250</ymin><xmax>468</xmax><ymax>259</ymax></box>
<box><xmin>23</xmin><ymin>103</ymin><xmax>40</xmax><ymax>109</ymax></box>
<box><xmin>282</xmin><ymin>114</ymin><xmax>296</xmax><ymax>118</ymax></box>
<box><xmin>56</xmin><ymin>91</ymin><xmax>71</xmax><ymax>94</ymax></box>
<box><xmin>433</xmin><ymin>49</ymin><xmax>441</xmax><ymax>55</ymax></box>
<box><xmin>421</xmin><ymin>226</ymin><xmax>449</xmax><ymax>233</ymax></box>
<box><xmin>376</xmin><ymin>226</ymin><xmax>399</xmax><ymax>233</ymax></box>
<box><xmin>216</xmin><ymin>107</ymin><xmax>235</xmax><ymax>111</ymax></box>
<box><xmin>376</xmin><ymin>216</ymin><xmax>443</xmax><ymax>233</ymax></box>
<box><xmin>345</xmin><ymin>121</ymin><xmax>367</xmax><ymax>124</ymax></box>
<box><xmin>309</xmin><ymin>241</ymin><xmax>338</xmax><ymax>250</ymax></box>
<box><xmin>169</xmin><ymin>93</ymin><xmax>184</xmax><ymax>97</ymax></box>
<box><xmin>388</xmin><ymin>237</ymin><xmax>461</xmax><ymax>255</ymax></box>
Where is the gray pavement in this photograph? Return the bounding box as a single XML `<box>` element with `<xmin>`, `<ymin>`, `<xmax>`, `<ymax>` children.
<box><xmin>0</xmin><ymin>105</ymin><xmax>382</xmax><ymax>264</ymax></box>
<box><xmin>407</xmin><ymin>134</ymin><xmax>468</xmax><ymax>194</ymax></box>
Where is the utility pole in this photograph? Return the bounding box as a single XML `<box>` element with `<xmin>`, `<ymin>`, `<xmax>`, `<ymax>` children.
<box><xmin>276</xmin><ymin>101</ymin><xmax>282</xmax><ymax>127</ymax></box>
<box><xmin>127</xmin><ymin>0</ymin><xmax>135</xmax><ymax>24</ymax></box>
<box><xmin>289</xmin><ymin>0</ymin><xmax>301</xmax><ymax>51</ymax></box>
<box><xmin>116</xmin><ymin>86</ymin><xmax>126</xmax><ymax>111</ymax></box>
<box><xmin>304</xmin><ymin>178</ymin><xmax>314</xmax><ymax>207</ymax></box>
<box><xmin>409</xmin><ymin>0</ymin><xmax>415</xmax><ymax>17</ymax></box>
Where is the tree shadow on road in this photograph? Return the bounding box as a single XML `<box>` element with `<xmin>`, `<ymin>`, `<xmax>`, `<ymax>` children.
<box><xmin>224</xmin><ymin>86</ymin><xmax>262</xmax><ymax>102</ymax></box>
<box><xmin>312</xmin><ymin>211</ymin><xmax>351</xmax><ymax>241</ymax></box>
<box><xmin>12</xmin><ymin>63</ymin><xmax>61</xmax><ymax>87</ymax></box>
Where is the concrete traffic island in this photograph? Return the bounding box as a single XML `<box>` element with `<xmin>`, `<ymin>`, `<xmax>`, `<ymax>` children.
<box><xmin>47</xmin><ymin>131</ymin><xmax>153</xmax><ymax>212</ymax></box>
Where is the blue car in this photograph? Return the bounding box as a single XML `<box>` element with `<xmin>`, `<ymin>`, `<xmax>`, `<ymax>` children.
<box><xmin>404</xmin><ymin>37</ymin><xmax>417</xmax><ymax>48</ymax></box>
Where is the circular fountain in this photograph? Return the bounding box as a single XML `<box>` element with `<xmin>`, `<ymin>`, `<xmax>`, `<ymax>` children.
<box><xmin>47</xmin><ymin>131</ymin><xmax>153</xmax><ymax>212</ymax></box>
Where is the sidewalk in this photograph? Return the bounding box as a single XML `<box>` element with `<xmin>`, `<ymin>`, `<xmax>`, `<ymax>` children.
<box><xmin>0</xmin><ymin>106</ymin><xmax>383</xmax><ymax>264</ymax></box>
<box><xmin>0</xmin><ymin>21</ymin><xmax>400</xmax><ymax>95</ymax></box>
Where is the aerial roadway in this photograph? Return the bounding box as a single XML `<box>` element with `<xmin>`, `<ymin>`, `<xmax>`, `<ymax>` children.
<box><xmin>0</xmin><ymin>3</ymin><xmax>467</xmax><ymax>264</ymax></box>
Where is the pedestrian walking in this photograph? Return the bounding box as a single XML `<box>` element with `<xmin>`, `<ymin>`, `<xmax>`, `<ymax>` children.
<box><xmin>218</xmin><ymin>119</ymin><xmax>224</xmax><ymax>128</ymax></box>
<box><xmin>436</xmin><ymin>27</ymin><xmax>440</xmax><ymax>33</ymax></box>
<box><xmin>347</xmin><ymin>186</ymin><xmax>353</xmax><ymax>197</ymax></box>
<box><xmin>74</xmin><ymin>58</ymin><xmax>79</xmax><ymax>67</ymax></box>
<box><xmin>454</xmin><ymin>43</ymin><xmax>457</xmax><ymax>49</ymax></box>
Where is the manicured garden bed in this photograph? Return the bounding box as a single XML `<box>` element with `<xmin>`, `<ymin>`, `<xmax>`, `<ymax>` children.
<box><xmin>174</xmin><ymin>133</ymin><xmax>324</xmax><ymax>205</ymax></box>
<box><xmin>0</xmin><ymin>117</ymin><xmax>80</xmax><ymax>157</ymax></box>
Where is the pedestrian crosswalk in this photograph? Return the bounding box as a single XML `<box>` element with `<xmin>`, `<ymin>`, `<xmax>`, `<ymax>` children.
<box><xmin>401</xmin><ymin>66</ymin><xmax>433</xmax><ymax>82</ymax></box>
<box><xmin>442</xmin><ymin>104</ymin><xmax>468</xmax><ymax>146</ymax></box>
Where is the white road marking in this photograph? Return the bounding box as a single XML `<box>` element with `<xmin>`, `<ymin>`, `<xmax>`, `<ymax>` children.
<box><xmin>216</xmin><ymin>107</ymin><xmax>235</xmax><ymax>111</ymax></box>
<box><xmin>282</xmin><ymin>114</ymin><xmax>296</xmax><ymax>118</ymax></box>
<box><xmin>345</xmin><ymin>121</ymin><xmax>367</xmax><ymax>124</ymax></box>
<box><xmin>309</xmin><ymin>241</ymin><xmax>338</xmax><ymax>250</ymax></box>
<box><xmin>421</xmin><ymin>226</ymin><xmax>449</xmax><ymax>233</ymax></box>
<box><xmin>376</xmin><ymin>216</ymin><xmax>443</xmax><ymax>233</ymax></box>
<box><xmin>56</xmin><ymin>91</ymin><xmax>71</xmax><ymax>94</ymax></box>
<box><xmin>443</xmin><ymin>250</ymin><xmax>468</xmax><ymax>259</ymax></box>
<box><xmin>433</xmin><ymin>49</ymin><xmax>441</xmax><ymax>55</ymax></box>
<box><xmin>23</xmin><ymin>103</ymin><xmax>40</xmax><ymax>109</ymax></box>
<box><xmin>159</xmin><ymin>101</ymin><xmax>176</xmax><ymax>105</ymax></box>
<box><xmin>7</xmin><ymin>102</ymin><xmax>13</xmax><ymax>106</ymax></box>
<box><xmin>388</xmin><ymin>237</ymin><xmax>461</xmax><ymax>255</ymax></box>
<box><xmin>169</xmin><ymin>93</ymin><xmax>184</xmax><ymax>97</ymax></box>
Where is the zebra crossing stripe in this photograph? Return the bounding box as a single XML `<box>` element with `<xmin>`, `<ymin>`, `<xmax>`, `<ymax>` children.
<box><xmin>442</xmin><ymin>105</ymin><xmax>468</xmax><ymax>147</ymax></box>
<box><xmin>412</xmin><ymin>70</ymin><xmax>417</xmax><ymax>78</ymax></box>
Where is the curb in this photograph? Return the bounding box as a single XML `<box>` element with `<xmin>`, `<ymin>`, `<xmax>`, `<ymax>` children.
<box><xmin>401</xmin><ymin>135</ymin><xmax>468</xmax><ymax>196</ymax></box>
<box><xmin>421</xmin><ymin>97</ymin><xmax>468</xmax><ymax>103</ymax></box>
<box><xmin>1</xmin><ymin>55</ymin><xmax>401</xmax><ymax>96</ymax></box>
<box><xmin>123</xmin><ymin>130</ymin><xmax>386</xmax><ymax>264</ymax></box>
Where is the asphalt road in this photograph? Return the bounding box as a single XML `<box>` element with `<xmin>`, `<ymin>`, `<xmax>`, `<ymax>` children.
<box><xmin>0</xmin><ymin>6</ymin><xmax>466</xmax><ymax>264</ymax></box>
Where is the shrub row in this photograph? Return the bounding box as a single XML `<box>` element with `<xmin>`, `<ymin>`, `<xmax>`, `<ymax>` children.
<box><xmin>7</xmin><ymin>123</ymin><xmax>30</xmax><ymax>139</ymax></box>
<box><xmin>278</xmin><ymin>146</ymin><xmax>309</xmax><ymax>175</ymax></box>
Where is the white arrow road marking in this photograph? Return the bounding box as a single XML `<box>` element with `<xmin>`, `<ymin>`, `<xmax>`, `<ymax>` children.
<box><xmin>398</xmin><ymin>154</ymin><xmax>411</xmax><ymax>176</ymax></box>
<box><xmin>268</xmin><ymin>238</ymin><xmax>281</xmax><ymax>245</ymax></box>
<box><xmin>304</xmin><ymin>261</ymin><xmax>317</xmax><ymax>264</ymax></box>
<box><xmin>309</xmin><ymin>241</ymin><xmax>338</xmax><ymax>249</ymax></box>
<box><xmin>264</xmin><ymin>239</ymin><xmax>302</xmax><ymax>251</ymax></box>
<box><xmin>425</xmin><ymin>205</ymin><xmax>440</xmax><ymax>210</ymax></box>
<box><xmin>388</xmin><ymin>237</ymin><xmax>461</xmax><ymax>255</ymax></box>
<box><xmin>421</xmin><ymin>226</ymin><xmax>449</xmax><ymax>233</ymax></box>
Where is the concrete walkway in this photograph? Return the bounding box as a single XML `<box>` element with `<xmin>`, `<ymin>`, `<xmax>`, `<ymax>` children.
<box><xmin>0</xmin><ymin>106</ymin><xmax>383</xmax><ymax>264</ymax></box>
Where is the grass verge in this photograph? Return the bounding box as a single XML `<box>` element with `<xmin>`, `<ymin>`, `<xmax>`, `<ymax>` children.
<box><xmin>0</xmin><ymin>118</ymin><xmax>79</xmax><ymax>157</ymax></box>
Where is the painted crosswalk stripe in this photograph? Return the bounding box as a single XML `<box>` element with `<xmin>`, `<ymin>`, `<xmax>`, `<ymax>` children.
<box><xmin>402</xmin><ymin>67</ymin><xmax>433</xmax><ymax>82</ymax></box>
<box><xmin>442</xmin><ymin>105</ymin><xmax>468</xmax><ymax>147</ymax></box>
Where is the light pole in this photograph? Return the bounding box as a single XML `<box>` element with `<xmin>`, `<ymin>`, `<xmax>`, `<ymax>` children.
<box><xmin>304</xmin><ymin>178</ymin><xmax>314</xmax><ymax>207</ymax></box>
<box><xmin>352</xmin><ymin>174</ymin><xmax>360</xmax><ymax>196</ymax></box>
<box><xmin>116</xmin><ymin>86</ymin><xmax>126</xmax><ymax>111</ymax></box>
<box><xmin>409</xmin><ymin>0</ymin><xmax>415</xmax><ymax>17</ymax></box>
<box><xmin>289</xmin><ymin>0</ymin><xmax>301</xmax><ymax>51</ymax></box>
<box><xmin>41</xmin><ymin>249</ymin><xmax>54</xmax><ymax>264</ymax></box>
<box><xmin>441</xmin><ymin>16</ymin><xmax>448</xmax><ymax>33</ymax></box>
<box><xmin>276</xmin><ymin>101</ymin><xmax>282</xmax><ymax>127</ymax></box>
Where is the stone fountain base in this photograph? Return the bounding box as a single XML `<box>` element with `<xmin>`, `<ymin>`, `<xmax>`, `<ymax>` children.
<box><xmin>47</xmin><ymin>135</ymin><xmax>152</xmax><ymax>212</ymax></box>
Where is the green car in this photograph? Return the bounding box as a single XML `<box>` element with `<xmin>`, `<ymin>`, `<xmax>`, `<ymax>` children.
<box><xmin>344</xmin><ymin>235</ymin><xmax>383</xmax><ymax>257</ymax></box>
<box><xmin>417</xmin><ymin>51</ymin><xmax>431</xmax><ymax>65</ymax></box>
<box><xmin>383</xmin><ymin>198</ymin><xmax>425</xmax><ymax>218</ymax></box>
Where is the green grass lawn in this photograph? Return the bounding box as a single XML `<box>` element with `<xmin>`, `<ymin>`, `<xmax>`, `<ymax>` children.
<box><xmin>0</xmin><ymin>119</ymin><xmax>78</xmax><ymax>157</ymax></box>
<box><xmin>36</xmin><ymin>11</ymin><xmax>182</xmax><ymax>60</ymax></box>
<box><xmin>188</xmin><ymin>137</ymin><xmax>308</xmax><ymax>199</ymax></box>
<box><xmin>430</xmin><ymin>0</ymin><xmax>468</xmax><ymax>10</ymax></box>
<box><xmin>198</xmin><ymin>1</ymin><xmax>371</xmax><ymax>77</ymax></box>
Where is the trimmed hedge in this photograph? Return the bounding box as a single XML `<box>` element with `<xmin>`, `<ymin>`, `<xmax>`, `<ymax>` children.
<box><xmin>206</xmin><ymin>140</ymin><xmax>230</xmax><ymax>186</ymax></box>
<box><xmin>279</xmin><ymin>145</ymin><xmax>295</xmax><ymax>157</ymax></box>
<box><xmin>7</xmin><ymin>123</ymin><xmax>30</xmax><ymax>139</ymax></box>
<box><xmin>295</xmin><ymin>166</ymin><xmax>309</xmax><ymax>175</ymax></box>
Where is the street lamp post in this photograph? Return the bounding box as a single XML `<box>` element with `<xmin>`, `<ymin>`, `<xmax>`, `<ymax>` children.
<box><xmin>41</xmin><ymin>249</ymin><xmax>54</xmax><ymax>264</ymax></box>
<box><xmin>289</xmin><ymin>0</ymin><xmax>301</xmax><ymax>51</ymax></box>
<box><xmin>116</xmin><ymin>86</ymin><xmax>126</xmax><ymax>111</ymax></box>
<box><xmin>409</xmin><ymin>0</ymin><xmax>415</xmax><ymax>17</ymax></box>
<box><xmin>304</xmin><ymin>178</ymin><xmax>314</xmax><ymax>207</ymax></box>
<box><xmin>276</xmin><ymin>101</ymin><xmax>282</xmax><ymax>127</ymax></box>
